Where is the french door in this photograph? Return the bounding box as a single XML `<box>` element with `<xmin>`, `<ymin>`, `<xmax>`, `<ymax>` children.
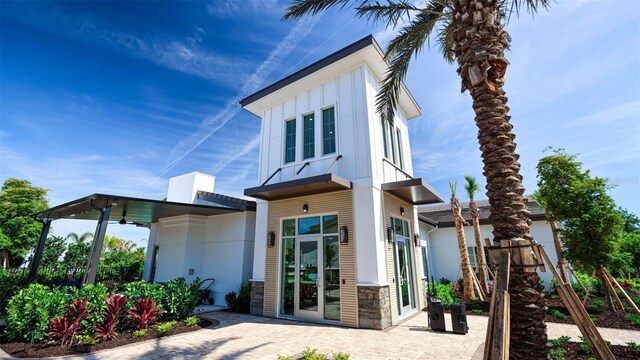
<box><xmin>295</xmin><ymin>236</ymin><xmax>324</xmax><ymax>321</ymax></box>
<box><xmin>392</xmin><ymin>217</ymin><xmax>416</xmax><ymax>317</ymax></box>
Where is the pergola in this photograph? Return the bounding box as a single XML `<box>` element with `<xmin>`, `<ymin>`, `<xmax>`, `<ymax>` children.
<box><xmin>29</xmin><ymin>193</ymin><xmax>250</xmax><ymax>284</ymax></box>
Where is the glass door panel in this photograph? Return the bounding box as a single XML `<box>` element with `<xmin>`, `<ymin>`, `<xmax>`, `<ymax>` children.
<box><xmin>323</xmin><ymin>235</ymin><xmax>340</xmax><ymax>321</ymax></box>
<box><xmin>296</xmin><ymin>237</ymin><xmax>323</xmax><ymax>321</ymax></box>
<box><xmin>281</xmin><ymin>238</ymin><xmax>295</xmax><ymax>316</ymax></box>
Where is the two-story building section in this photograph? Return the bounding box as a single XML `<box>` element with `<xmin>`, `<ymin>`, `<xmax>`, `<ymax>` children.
<box><xmin>241</xmin><ymin>35</ymin><xmax>444</xmax><ymax>329</ymax></box>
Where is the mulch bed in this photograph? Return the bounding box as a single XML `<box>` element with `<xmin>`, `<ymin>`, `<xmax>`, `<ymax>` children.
<box><xmin>0</xmin><ymin>318</ymin><xmax>216</xmax><ymax>358</ymax></box>
<box><xmin>460</xmin><ymin>296</ymin><xmax>640</xmax><ymax>331</ymax></box>
<box><xmin>558</xmin><ymin>342</ymin><xmax>639</xmax><ymax>359</ymax></box>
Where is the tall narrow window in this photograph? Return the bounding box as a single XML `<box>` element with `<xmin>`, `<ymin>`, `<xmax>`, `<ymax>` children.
<box><xmin>389</xmin><ymin>122</ymin><xmax>397</xmax><ymax>164</ymax></box>
<box><xmin>303</xmin><ymin>113</ymin><xmax>315</xmax><ymax>159</ymax></box>
<box><xmin>322</xmin><ymin>107</ymin><xmax>336</xmax><ymax>155</ymax></box>
<box><xmin>396</xmin><ymin>128</ymin><xmax>404</xmax><ymax>169</ymax></box>
<box><xmin>284</xmin><ymin>119</ymin><xmax>296</xmax><ymax>164</ymax></box>
<box><xmin>382</xmin><ymin>122</ymin><xmax>389</xmax><ymax>158</ymax></box>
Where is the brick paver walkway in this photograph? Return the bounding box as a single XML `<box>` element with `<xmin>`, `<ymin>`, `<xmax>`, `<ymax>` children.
<box><xmin>2</xmin><ymin>312</ymin><xmax>638</xmax><ymax>359</ymax></box>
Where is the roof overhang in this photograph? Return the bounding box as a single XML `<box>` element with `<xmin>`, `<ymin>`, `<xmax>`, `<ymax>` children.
<box><xmin>244</xmin><ymin>173</ymin><xmax>352</xmax><ymax>201</ymax></box>
<box><xmin>240</xmin><ymin>35</ymin><xmax>421</xmax><ymax>120</ymax></box>
<box><xmin>382</xmin><ymin>178</ymin><xmax>445</xmax><ymax>205</ymax></box>
<box><xmin>32</xmin><ymin>194</ymin><xmax>246</xmax><ymax>226</ymax></box>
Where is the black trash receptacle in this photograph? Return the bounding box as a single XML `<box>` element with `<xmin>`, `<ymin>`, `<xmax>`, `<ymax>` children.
<box><xmin>450</xmin><ymin>303</ymin><xmax>469</xmax><ymax>334</ymax></box>
<box><xmin>429</xmin><ymin>298</ymin><xmax>446</xmax><ymax>332</ymax></box>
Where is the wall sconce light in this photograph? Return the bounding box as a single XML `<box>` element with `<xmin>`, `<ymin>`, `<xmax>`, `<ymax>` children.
<box><xmin>267</xmin><ymin>231</ymin><xmax>275</xmax><ymax>248</ymax></box>
<box><xmin>387</xmin><ymin>227</ymin><xmax>395</xmax><ymax>243</ymax></box>
<box><xmin>340</xmin><ymin>226</ymin><xmax>348</xmax><ymax>244</ymax></box>
<box><xmin>414</xmin><ymin>233</ymin><xmax>421</xmax><ymax>247</ymax></box>
<box><xmin>302</xmin><ymin>204</ymin><xmax>309</xmax><ymax>213</ymax></box>
<box><xmin>400</xmin><ymin>207</ymin><xmax>405</xmax><ymax>216</ymax></box>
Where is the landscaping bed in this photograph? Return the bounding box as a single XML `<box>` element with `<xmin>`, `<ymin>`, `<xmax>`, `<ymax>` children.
<box><xmin>555</xmin><ymin>342</ymin><xmax>639</xmax><ymax>360</ymax></box>
<box><xmin>0</xmin><ymin>318</ymin><xmax>216</xmax><ymax>358</ymax></box>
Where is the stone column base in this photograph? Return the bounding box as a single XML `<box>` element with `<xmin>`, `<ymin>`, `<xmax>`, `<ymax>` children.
<box><xmin>250</xmin><ymin>280</ymin><xmax>264</xmax><ymax>316</ymax></box>
<box><xmin>357</xmin><ymin>285</ymin><xmax>392</xmax><ymax>329</ymax></box>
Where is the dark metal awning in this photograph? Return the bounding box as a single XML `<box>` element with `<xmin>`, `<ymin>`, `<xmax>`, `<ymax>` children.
<box><xmin>32</xmin><ymin>193</ymin><xmax>248</xmax><ymax>226</ymax></box>
<box><xmin>244</xmin><ymin>173</ymin><xmax>352</xmax><ymax>201</ymax></box>
<box><xmin>382</xmin><ymin>178</ymin><xmax>445</xmax><ymax>205</ymax></box>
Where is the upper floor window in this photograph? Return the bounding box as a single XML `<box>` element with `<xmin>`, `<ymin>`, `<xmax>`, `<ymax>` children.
<box><xmin>381</xmin><ymin>122</ymin><xmax>389</xmax><ymax>158</ymax></box>
<box><xmin>396</xmin><ymin>128</ymin><xmax>404</xmax><ymax>170</ymax></box>
<box><xmin>303</xmin><ymin>113</ymin><xmax>315</xmax><ymax>160</ymax></box>
<box><xmin>389</xmin><ymin>122</ymin><xmax>397</xmax><ymax>164</ymax></box>
<box><xmin>322</xmin><ymin>107</ymin><xmax>336</xmax><ymax>155</ymax></box>
<box><xmin>284</xmin><ymin>119</ymin><xmax>296</xmax><ymax>164</ymax></box>
<box><xmin>382</xmin><ymin>121</ymin><xmax>406</xmax><ymax>170</ymax></box>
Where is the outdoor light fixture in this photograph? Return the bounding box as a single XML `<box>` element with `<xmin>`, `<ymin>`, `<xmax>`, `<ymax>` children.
<box><xmin>119</xmin><ymin>210</ymin><xmax>127</xmax><ymax>225</ymax></box>
<box><xmin>339</xmin><ymin>226</ymin><xmax>348</xmax><ymax>244</ymax></box>
<box><xmin>414</xmin><ymin>233</ymin><xmax>421</xmax><ymax>247</ymax></box>
<box><xmin>302</xmin><ymin>204</ymin><xmax>309</xmax><ymax>213</ymax></box>
<box><xmin>387</xmin><ymin>227</ymin><xmax>395</xmax><ymax>243</ymax></box>
<box><xmin>267</xmin><ymin>231</ymin><xmax>275</xmax><ymax>248</ymax></box>
<box><xmin>400</xmin><ymin>207</ymin><xmax>405</xmax><ymax>216</ymax></box>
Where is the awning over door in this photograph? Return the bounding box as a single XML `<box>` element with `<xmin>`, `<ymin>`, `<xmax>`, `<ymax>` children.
<box><xmin>244</xmin><ymin>173</ymin><xmax>352</xmax><ymax>201</ymax></box>
<box><xmin>382</xmin><ymin>178</ymin><xmax>445</xmax><ymax>205</ymax></box>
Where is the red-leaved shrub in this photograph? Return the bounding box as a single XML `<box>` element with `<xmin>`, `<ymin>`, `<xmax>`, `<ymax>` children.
<box><xmin>48</xmin><ymin>298</ymin><xmax>88</xmax><ymax>346</ymax></box>
<box><xmin>128</xmin><ymin>298</ymin><xmax>163</xmax><ymax>330</ymax></box>
<box><xmin>95</xmin><ymin>293</ymin><xmax>127</xmax><ymax>341</ymax></box>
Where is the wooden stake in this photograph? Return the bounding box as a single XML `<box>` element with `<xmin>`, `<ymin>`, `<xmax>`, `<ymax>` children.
<box><xmin>569</xmin><ymin>266</ymin><xmax>587</xmax><ymax>293</ymax></box>
<box><xmin>600</xmin><ymin>266</ymin><xmax>625</xmax><ymax>311</ymax></box>
<box><xmin>471</xmin><ymin>269</ymin><xmax>486</xmax><ymax>301</ymax></box>
<box><xmin>582</xmin><ymin>270</ymin><xmax>596</xmax><ymax>305</ymax></box>
<box><xmin>484</xmin><ymin>248</ymin><xmax>511</xmax><ymax>360</ymax></box>
<box><xmin>602</xmin><ymin>267</ymin><xmax>640</xmax><ymax>315</ymax></box>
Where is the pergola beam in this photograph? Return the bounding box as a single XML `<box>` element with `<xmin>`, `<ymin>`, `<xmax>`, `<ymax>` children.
<box><xmin>82</xmin><ymin>205</ymin><xmax>111</xmax><ymax>284</ymax></box>
<box><xmin>27</xmin><ymin>218</ymin><xmax>52</xmax><ymax>283</ymax></box>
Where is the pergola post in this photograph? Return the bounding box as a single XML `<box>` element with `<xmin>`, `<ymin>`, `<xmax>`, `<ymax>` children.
<box><xmin>27</xmin><ymin>218</ymin><xmax>52</xmax><ymax>283</ymax></box>
<box><xmin>82</xmin><ymin>205</ymin><xmax>111</xmax><ymax>284</ymax></box>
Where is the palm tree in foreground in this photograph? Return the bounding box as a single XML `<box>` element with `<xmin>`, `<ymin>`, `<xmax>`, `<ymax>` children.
<box><xmin>284</xmin><ymin>0</ymin><xmax>550</xmax><ymax>357</ymax></box>
<box><xmin>450</xmin><ymin>181</ymin><xmax>476</xmax><ymax>302</ymax></box>
<box><xmin>464</xmin><ymin>175</ymin><xmax>490</xmax><ymax>294</ymax></box>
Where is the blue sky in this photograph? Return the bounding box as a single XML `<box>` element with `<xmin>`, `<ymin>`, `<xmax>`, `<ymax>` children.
<box><xmin>1</xmin><ymin>0</ymin><xmax>639</xmax><ymax>245</ymax></box>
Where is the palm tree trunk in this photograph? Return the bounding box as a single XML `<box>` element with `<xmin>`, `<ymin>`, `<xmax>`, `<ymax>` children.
<box><xmin>549</xmin><ymin>220</ymin><xmax>570</xmax><ymax>282</ymax></box>
<box><xmin>451</xmin><ymin>195</ymin><xmax>476</xmax><ymax>302</ymax></box>
<box><xmin>470</xmin><ymin>200</ymin><xmax>490</xmax><ymax>294</ymax></box>
<box><xmin>453</xmin><ymin>0</ymin><xmax>547</xmax><ymax>358</ymax></box>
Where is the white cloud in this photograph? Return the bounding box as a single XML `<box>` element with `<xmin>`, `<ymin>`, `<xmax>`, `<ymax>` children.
<box><xmin>207</xmin><ymin>0</ymin><xmax>280</xmax><ymax>17</ymax></box>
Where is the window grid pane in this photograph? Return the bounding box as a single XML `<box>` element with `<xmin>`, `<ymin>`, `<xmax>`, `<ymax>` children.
<box><xmin>285</xmin><ymin>119</ymin><xmax>296</xmax><ymax>163</ymax></box>
<box><xmin>303</xmin><ymin>113</ymin><xmax>315</xmax><ymax>159</ymax></box>
<box><xmin>389</xmin><ymin>122</ymin><xmax>397</xmax><ymax>164</ymax></box>
<box><xmin>322</xmin><ymin>108</ymin><xmax>336</xmax><ymax>155</ymax></box>
<box><xmin>382</xmin><ymin>123</ymin><xmax>389</xmax><ymax>158</ymax></box>
<box><xmin>396</xmin><ymin>128</ymin><xmax>404</xmax><ymax>170</ymax></box>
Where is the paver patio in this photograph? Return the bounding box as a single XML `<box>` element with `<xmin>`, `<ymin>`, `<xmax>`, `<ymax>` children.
<box><xmin>1</xmin><ymin>312</ymin><xmax>638</xmax><ymax>359</ymax></box>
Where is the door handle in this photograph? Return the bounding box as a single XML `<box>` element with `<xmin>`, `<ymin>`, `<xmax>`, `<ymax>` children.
<box><xmin>316</xmin><ymin>278</ymin><xmax>322</xmax><ymax>288</ymax></box>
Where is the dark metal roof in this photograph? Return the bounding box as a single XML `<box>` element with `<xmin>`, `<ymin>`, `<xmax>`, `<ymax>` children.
<box><xmin>32</xmin><ymin>193</ymin><xmax>249</xmax><ymax>225</ymax></box>
<box><xmin>240</xmin><ymin>35</ymin><xmax>377</xmax><ymax>107</ymax></box>
<box><xmin>418</xmin><ymin>197</ymin><xmax>547</xmax><ymax>228</ymax></box>
<box><xmin>381</xmin><ymin>178</ymin><xmax>445</xmax><ymax>205</ymax></box>
<box><xmin>244</xmin><ymin>173</ymin><xmax>352</xmax><ymax>201</ymax></box>
<box><xmin>196</xmin><ymin>190</ymin><xmax>256</xmax><ymax>211</ymax></box>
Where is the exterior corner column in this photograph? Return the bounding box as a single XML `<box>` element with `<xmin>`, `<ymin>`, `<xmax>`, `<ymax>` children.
<box><xmin>83</xmin><ymin>205</ymin><xmax>111</xmax><ymax>284</ymax></box>
<box><xmin>27</xmin><ymin>218</ymin><xmax>52</xmax><ymax>283</ymax></box>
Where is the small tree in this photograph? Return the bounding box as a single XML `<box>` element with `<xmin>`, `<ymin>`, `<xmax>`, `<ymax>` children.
<box><xmin>532</xmin><ymin>191</ymin><xmax>570</xmax><ymax>282</ymax></box>
<box><xmin>449</xmin><ymin>181</ymin><xmax>475</xmax><ymax>302</ymax></box>
<box><xmin>463</xmin><ymin>175</ymin><xmax>489</xmax><ymax>294</ymax></box>
<box><xmin>536</xmin><ymin>149</ymin><xmax>627</xmax><ymax>308</ymax></box>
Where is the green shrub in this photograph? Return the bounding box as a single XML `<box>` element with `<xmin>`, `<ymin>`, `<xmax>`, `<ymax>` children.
<box><xmin>122</xmin><ymin>281</ymin><xmax>165</xmax><ymax>310</ymax></box>
<box><xmin>626</xmin><ymin>341</ymin><xmax>640</xmax><ymax>352</ymax></box>
<box><xmin>549</xmin><ymin>348</ymin><xmax>567</xmax><ymax>360</ymax></box>
<box><xmin>332</xmin><ymin>352</ymin><xmax>350</xmax><ymax>360</ymax></box>
<box><xmin>0</xmin><ymin>269</ymin><xmax>27</xmax><ymax>316</ymax></box>
<box><xmin>301</xmin><ymin>346</ymin><xmax>326</xmax><ymax>360</ymax></box>
<box><xmin>75</xmin><ymin>334</ymin><xmax>97</xmax><ymax>345</ymax></box>
<box><xmin>5</xmin><ymin>284</ymin><xmax>67</xmax><ymax>342</ymax></box>
<box><xmin>588</xmin><ymin>299</ymin><xmax>605</xmax><ymax>315</ymax></box>
<box><xmin>157</xmin><ymin>320</ymin><xmax>177</xmax><ymax>334</ymax></box>
<box><xmin>276</xmin><ymin>356</ymin><xmax>294</xmax><ymax>360</ymax></box>
<box><xmin>549</xmin><ymin>309</ymin><xmax>567</xmax><ymax>320</ymax></box>
<box><xmin>72</xmin><ymin>283</ymin><xmax>109</xmax><ymax>333</ymax></box>
<box><xmin>430</xmin><ymin>282</ymin><xmax>455</xmax><ymax>306</ymax></box>
<box><xmin>579</xmin><ymin>336</ymin><xmax>592</xmax><ymax>355</ymax></box>
<box><xmin>185</xmin><ymin>316</ymin><xmax>200</xmax><ymax>326</ymax></box>
<box><xmin>133</xmin><ymin>329</ymin><xmax>148</xmax><ymax>337</ymax></box>
<box><xmin>549</xmin><ymin>336</ymin><xmax>571</xmax><ymax>347</ymax></box>
<box><xmin>626</xmin><ymin>313</ymin><xmax>640</xmax><ymax>325</ymax></box>
<box><xmin>97</xmin><ymin>250</ymin><xmax>144</xmax><ymax>283</ymax></box>
<box><xmin>225</xmin><ymin>282</ymin><xmax>251</xmax><ymax>313</ymax></box>
<box><xmin>472</xmin><ymin>309</ymin><xmax>482</xmax><ymax>314</ymax></box>
<box><xmin>165</xmin><ymin>277</ymin><xmax>202</xmax><ymax>319</ymax></box>
<box><xmin>439</xmin><ymin>278</ymin><xmax>451</xmax><ymax>285</ymax></box>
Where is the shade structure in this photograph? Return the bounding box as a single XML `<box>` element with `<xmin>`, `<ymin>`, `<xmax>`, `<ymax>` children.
<box><xmin>244</xmin><ymin>173</ymin><xmax>352</xmax><ymax>201</ymax></box>
<box><xmin>381</xmin><ymin>178</ymin><xmax>445</xmax><ymax>205</ymax></box>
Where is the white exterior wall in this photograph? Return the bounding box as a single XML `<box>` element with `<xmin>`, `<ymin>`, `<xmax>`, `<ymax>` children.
<box><xmin>420</xmin><ymin>221</ymin><xmax>559</xmax><ymax>287</ymax></box>
<box><xmin>166</xmin><ymin>172</ymin><xmax>215</xmax><ymax>204</ymax></box>
<box><xmin>251</xmin><ymin>201</ymin><xmax>268</xmax><ymax>281</ymax></box>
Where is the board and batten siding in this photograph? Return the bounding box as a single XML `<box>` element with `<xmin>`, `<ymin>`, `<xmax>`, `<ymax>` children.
<box><xmin>263</xmin><ymin>190</ymin><xmax>358</xmax><ymax>327</ymax></box>
<box><xmin>383</xmin><ymin>192</ymin><xmax>425</xmax><ymax>323</ymax></box>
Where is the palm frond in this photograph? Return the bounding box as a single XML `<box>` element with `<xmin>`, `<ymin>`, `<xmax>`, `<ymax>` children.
<box><xmin>449</xmin><ymin>180</ymin><xmax>457</xmax><ymax>198</ymax></box>
<box><xmin>463</xmin><ymin>175</ymin><xmax>480</xmax><ymax>201</ymax></box>
<box><xmin>502</xmin><ymin>0</ymin><xmax>551</xmax><ymax>22</ymax></box>
<box><xmin>375</xmin><ymin>1</ymin><xmax>448</xmax><ymax>123</ymax></box>
<box><xmin>435</xmin><ymin>17</ymin><xmax>455</xmax><ymax>64</ymax></box>
<box><xmin>283</xmin><ymin>0</ymin><xmax>361</xmax><ymax>20</ymax></box>
<box><xmin>356</xmin><ymin>0</ymin><xmax>418</xmax><ymax>29</ymax></box>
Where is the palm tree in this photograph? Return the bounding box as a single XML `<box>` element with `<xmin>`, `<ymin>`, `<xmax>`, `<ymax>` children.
<box><xmin>284</xmin><ymin>0</ymin><xmax>550</xmax><ymax>357</ymax></box>
<box><xmin>450</xmin><ymin>181</ymin><xmax>476</xmax><ymax>302</ymax></box>
<box><xmin>102</xmin><ymin>235</ymin><xmax>124</xmax><ymax>252</ymax></box>
<box><xmin>464</xmin><ymin>175</ymin><xmax>489</xmax><ymax>294</ymax></box>
<box><xmin>66</xmin><ymin>231</ymin><xmax>93</xmax><ymax>244</ymax></box>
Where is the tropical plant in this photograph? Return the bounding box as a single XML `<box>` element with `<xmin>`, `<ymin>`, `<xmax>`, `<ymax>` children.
<box><xmin>225</xmin><ymin>282</ymin><xmax>252</xmax><ymax>313</ymax></box>
<box><xmin>95</xmin><ymin>293</ymin><xmax>127</xmax><ymax>341</ymax></box>
<box><xmin>156</xmin><ymin>320</ymin><xmax>177</xmax><ymax>334</ymax></box>
<box><xmin>185</xmin><ymin>316</ymin><xmax>200</xmax><ymax>326</ymax></box>
<box><xmin>164</xmin><ymin>277</ymin><xmax>202</xmax><ymax>319</ymax></box>
<box><xmin>132</xmin><ymin>328</ymin><xmax>148</xmax><ymax>337</ymax></box>
<box><xmin>431</xmin><ymin>281</ymin><xmax>455</xmax><ymax>306</ymax></box>
<box><xmin>463</xmin><ymin>175</ymin><xmax>489</xmax><ymax>294</ymax></box>
<box><xmin>75</xmin><ymin>334</ymin><xmax>97</xmax><ymax>345</ymax></box>
<box><xmin>48</xmin><ymin>298</ymin><xmax>89</xmax><ymax>346</ymax></box>
<box><xmin>448</xmin><ymin>181</ymin><xmax>475</xmax><ymax>302</ymax></box>
<box><xmin>5</xmin><ymin>284</ymin><xmax>68</xmax><ymax>342</ymax></box>
<box><xmin>97</xmin><ymin>246</ymin><xmax>145</xmax><ymax>283</ymax></box>
<box><xmin>128</xmin><ymin>298</ymin><xmax>163</xmax><ymax>330</ymax></box>
<box><xmin>283</xmin><ymin>0</ymin><xmax>551</xmax><ymax>356</ymax></box>
<box><xmin>122</xmin><ymin>281</ymin><xmax>165</xmax><ymax>310</ymax></box>
<box><xmin>71</xmin><ymin>283</ymin><xmax>109</xmax><ymax>332</ymax></box>
<box><xmin>64</xmin><ymin>232</ymin><xmax>93</xmax><ymax>278</ymax></box>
